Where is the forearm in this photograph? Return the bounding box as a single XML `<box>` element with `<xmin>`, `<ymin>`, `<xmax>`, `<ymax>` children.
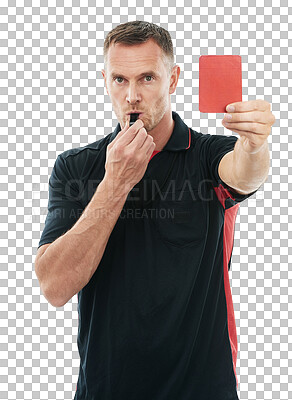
<box><xmin>231</xmin><ymin>138</ymin><xmax>270</xmax><ymax>194</ymax></box>
<box><xmin>38</xmin><ymin>176</ymin><xmax>128</xmax><ymax>307</ymax></box>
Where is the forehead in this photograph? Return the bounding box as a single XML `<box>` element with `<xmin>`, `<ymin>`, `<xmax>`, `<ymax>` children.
<box><xmin>106</xmin><ymin>39</ymin><xmax>166</xmax><ymax>73</ymax></box>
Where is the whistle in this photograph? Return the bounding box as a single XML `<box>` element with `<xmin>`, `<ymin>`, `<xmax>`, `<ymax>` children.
<box><xmin>129</xmin><ymin>113</ymin><xmax>140</xmax><ymax>126</ymax></box>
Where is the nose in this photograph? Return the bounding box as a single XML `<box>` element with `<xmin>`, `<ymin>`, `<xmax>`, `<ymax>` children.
<box><xmin>126</xmin><ymin>82</ymin><xmax>142</xmax><ymax>104</ymax></box>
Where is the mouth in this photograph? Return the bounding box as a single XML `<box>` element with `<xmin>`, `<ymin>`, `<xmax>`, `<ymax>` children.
<box><xmin>128</xmin><ymin>113</ymin><xmax>141</xmax><ymax>126</ymax></box>
<box><xmin>127</xmin><ymin>112</ymin><xmax>143</xmax><ymax>116</ymax></box>
<box><xmin>127</xmin><ymin>112</ymin><xmax>144</xmax><ymax>126</ymax></box>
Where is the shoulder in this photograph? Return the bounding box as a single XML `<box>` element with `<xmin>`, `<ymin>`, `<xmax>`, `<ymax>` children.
<box><xmin>54</xmin><ymin>134</ymin><xmax>111</xmax><ymax>180</ymax></box>
<box><xmin>188</xmin><ymin>128</ymin><xmax>238</xmax><ymax>153</ymax></box>
<box><xmin>59</xmin><ymin>134</ymin><xmax>110</xmax><ymax>161</ymax></box>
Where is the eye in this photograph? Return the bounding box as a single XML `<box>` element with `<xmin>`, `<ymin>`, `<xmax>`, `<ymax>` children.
<box><xmin>113</xmin><ymin>75</ymin><xmax>154</xmax><ymax>84</ymax></box>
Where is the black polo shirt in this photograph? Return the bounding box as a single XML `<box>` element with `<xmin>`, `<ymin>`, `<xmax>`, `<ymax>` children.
<box><xmin>38</xmin><ymin>111</ymin><xmax>258</xmax><ymax>400</ymax></box>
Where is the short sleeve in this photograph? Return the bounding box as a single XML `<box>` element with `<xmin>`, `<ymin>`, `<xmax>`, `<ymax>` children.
<box><xmin>38</xmin><ymin>154</ymin><xmax>84</xmax><ymax>249</ymax></box>
<box><xmin>199</xmin><ymin>133</ymin><xmax>258</xmax><ymax>203</ymax></box>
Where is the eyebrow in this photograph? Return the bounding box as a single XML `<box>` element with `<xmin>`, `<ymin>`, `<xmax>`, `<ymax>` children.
<box><xmin>110</xmin><ymin>70</ymin><xmax>159</xmax><ymax>79</ymax></box>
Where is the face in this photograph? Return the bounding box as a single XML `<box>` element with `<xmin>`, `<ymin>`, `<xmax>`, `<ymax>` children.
<box><xmin>101</xmin><ymin>39</ymin><xmax>180</xmax><ymax>133</ymax></box>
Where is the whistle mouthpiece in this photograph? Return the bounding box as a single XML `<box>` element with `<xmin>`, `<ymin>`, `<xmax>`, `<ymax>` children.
<box><xmin>129</xmin><ymin>113</ymin><xmax>140</xmax><ymax>126</ymax></box>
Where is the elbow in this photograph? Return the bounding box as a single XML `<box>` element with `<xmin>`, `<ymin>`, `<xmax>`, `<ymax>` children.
<box><xmin>34</xmin><ymin>261</ymin><xmax>68</xmax><ymax>308</ymax></box>
<box><xmin>49</xmin><ymin>298</ymin><xmax>68</xmax><ymax>308</ymax></box>
<box><xmin>44</xmin><ymin>292</ymin><xmax>66</xmax><ymax>308</ymax></box>
<box><xmin>40</xmin><ymin>280</ymin><xmax>69</xmax><ymax>308</ymax></box>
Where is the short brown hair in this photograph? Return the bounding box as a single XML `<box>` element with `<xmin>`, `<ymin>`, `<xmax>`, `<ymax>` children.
<box><xmin>103</xmin><ymin>20</ymin><xmax>175</xmax><ymax>76</ymax></box>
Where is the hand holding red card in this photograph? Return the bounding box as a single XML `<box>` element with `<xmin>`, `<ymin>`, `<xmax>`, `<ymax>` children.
<box><xmin>199</xmin><ymin>55</ymin><xmax>242</xmax><ymax>113</ymax></box>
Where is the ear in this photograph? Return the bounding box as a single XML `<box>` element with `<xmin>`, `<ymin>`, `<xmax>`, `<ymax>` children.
<box><xmin>101</xmin><ymin>69</ymin><xmax>109</xmax><ymax>95</ymax></box>
<box><xmin>169</xmin><ymin>65</ymin><xmax>180</xmax><ymax>95</ymax></box>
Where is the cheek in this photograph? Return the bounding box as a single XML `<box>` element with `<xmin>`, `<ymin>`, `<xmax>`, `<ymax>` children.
<box><xmin>155</xmin><ymin>88</ymin><xmax>168</xmax><ymax>103</ymax></box>
<box><xmin>149</xmin><ymin>85</ymin><xmax>165</xmax><ymax>99</ymax></box>
<box><xmin>107</xmin><ymin>88</ymin><xmax>121</xmax><ymax>104</ymax></box>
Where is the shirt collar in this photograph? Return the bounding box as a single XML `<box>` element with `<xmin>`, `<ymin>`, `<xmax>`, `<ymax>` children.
<box><xmin>108</xmin><ymin>110</ymin><xmax>191</xmax><ymax>152</ymax></box>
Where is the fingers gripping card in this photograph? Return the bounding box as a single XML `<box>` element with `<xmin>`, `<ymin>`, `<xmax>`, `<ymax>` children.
<box><xmin>199</xmin><ymin>55</ymin><xmax>242</xmax><ymax>113</ymax></box>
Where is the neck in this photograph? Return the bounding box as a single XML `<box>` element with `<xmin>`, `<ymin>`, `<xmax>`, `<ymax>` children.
<box><xmin>148</xmin><ymin>109</ymin><xmax>175</xmax><ymax>152</ymax></box>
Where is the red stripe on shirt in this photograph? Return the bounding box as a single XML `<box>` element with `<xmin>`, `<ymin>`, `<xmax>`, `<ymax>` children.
<box><xmin>223</xmin><ymin>203</ymin><xmax>240</xmax><ymax>389</ymax></box>
<box><xmin>186</xmin><ymin>128</ymin><xmax>191</xmax><ymax>149</ymax></box>
<box><xmin>149</xmin><ymin>150</ymin><xmax>160</xmax><ymax>161</ymax></box>
<box><xmin>149</xmin><ymin>127</ymin><xmax>191</xmax><ymax>161</ymax></box>
<box><xmin>213</xmin><ymin>183</ymin><xmax>236</xmax><ymax>207</ymax></box>
<box><xmin>214</xmin><ymin>184</ymin><xmax>240</xmax><ymax>389</ymax></box>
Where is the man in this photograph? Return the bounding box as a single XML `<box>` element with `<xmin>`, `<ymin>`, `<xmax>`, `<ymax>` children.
<box><xmin>34</xmin><ymin>20</ymin><xmax>275</xmax><ymax>400</ymax></box>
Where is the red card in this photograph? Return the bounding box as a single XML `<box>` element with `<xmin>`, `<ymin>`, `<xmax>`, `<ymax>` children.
<box><xmin>199</xmin><ymin>55</ymin><xmax>242</xmax><ymax>113</ymax></box>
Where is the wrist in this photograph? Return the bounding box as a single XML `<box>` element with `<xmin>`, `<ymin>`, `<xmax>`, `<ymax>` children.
<box><xmin>102</xmin><ymin>174</ymin><xmax>130</xmax><ymax>201</ymax></box>
<box><xmin>238</xmin><ymin>136</ymin><xmax>269</xmax><ymax>155</ymax></box>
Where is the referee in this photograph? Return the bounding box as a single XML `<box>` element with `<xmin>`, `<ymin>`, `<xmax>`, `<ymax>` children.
<box><xmin>35</xmin><ymin>20</ymin><xmax>275</xmax><ymax>400</ymax></box>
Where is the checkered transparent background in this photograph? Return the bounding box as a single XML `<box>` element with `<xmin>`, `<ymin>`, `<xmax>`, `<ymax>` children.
<box><xmin>0</xmin><ymin>0</ymin><xmax>291</xmax><ymax>399</ymax></box>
